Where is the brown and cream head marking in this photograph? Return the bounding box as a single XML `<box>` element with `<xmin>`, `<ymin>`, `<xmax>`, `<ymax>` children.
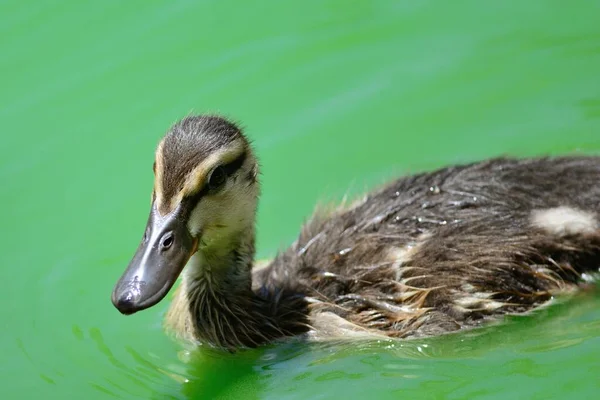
<box><xmin>112</xmin><ymin>115</ymin><xmax>259</xmax><ymax>315</ymax></box>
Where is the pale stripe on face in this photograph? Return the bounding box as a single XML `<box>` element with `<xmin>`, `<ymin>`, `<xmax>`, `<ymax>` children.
<box><xmin>153</xmin><ymin>138</ymin><xmax>247</xmax><ymax>215</ymax></box>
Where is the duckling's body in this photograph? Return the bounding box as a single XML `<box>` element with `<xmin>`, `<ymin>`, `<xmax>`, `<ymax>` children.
<box><xmin>112</xmin><ymin>116</ymin><xmax>600</xmax><ymax>350</ymax></box>
<box><xmin>255</xmin><ymin>157</ymin><xmax>600</xmax><ymax>341</ymax></box>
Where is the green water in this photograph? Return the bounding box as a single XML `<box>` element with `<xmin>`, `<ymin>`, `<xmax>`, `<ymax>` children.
<box><xmin>2</xmin><ymin>1</ymin><xmax>600</xmax><ymax>399</ymax></box>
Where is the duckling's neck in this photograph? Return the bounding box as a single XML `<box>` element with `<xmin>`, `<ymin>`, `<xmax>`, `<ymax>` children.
<box><xmin>185</xmin><ymin>231</ymin><xmax>256</xmax><ymax>296</ymax></box>
<box><xmin>165</xmin><ymin>229</ymin><xmax>309</xmax><ymax>349</ymax></box>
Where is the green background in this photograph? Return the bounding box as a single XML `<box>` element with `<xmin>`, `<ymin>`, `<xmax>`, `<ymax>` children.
<box><xmin>2</xmin><ymin>1</ymin><xmax>599</xmax><ymax>399</ymax></box>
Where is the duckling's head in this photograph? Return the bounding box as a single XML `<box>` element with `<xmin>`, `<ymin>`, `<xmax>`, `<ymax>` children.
<box><xmin>112</xmin><ymin>115</ymin><xmax>259</xmax><ymax>315</ymax></box>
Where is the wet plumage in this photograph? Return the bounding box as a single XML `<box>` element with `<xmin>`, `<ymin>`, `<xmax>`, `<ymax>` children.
<box><xmin>112</xmin><ymin>115</ymin><xmax>600</xmax><ymax>350</ymax></box>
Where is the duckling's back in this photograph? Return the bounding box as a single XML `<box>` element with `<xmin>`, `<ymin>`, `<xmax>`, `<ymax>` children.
<box><xmin>257</xmin><ymin>156</ymin><xmax>600</xmax><ymax>339</ymax></box>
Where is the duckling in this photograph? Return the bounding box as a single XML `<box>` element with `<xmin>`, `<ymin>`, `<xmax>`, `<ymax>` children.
<box><xmin>112</xmin><ymin>115</ymin><xmax>600</xmax><ymax>350</ymax></box>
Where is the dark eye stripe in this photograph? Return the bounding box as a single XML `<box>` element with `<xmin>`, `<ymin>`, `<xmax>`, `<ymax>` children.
<box><xmin>221</xmin><ymin>150</ymin><xmax>247</xmax><ymax>177</ymax></box>
<box><xmin>180</xmin><ymin>150</ymin><xmax>248</xmax><ymax>216</ymax></box>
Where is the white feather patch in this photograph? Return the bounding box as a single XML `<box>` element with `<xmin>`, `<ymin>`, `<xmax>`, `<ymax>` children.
<box><xmin>530</xmin><ymin>206</ymin><xmax>598</xmax><ymax>236</ymax></box>
<box><xmin>387</xmin><ymin>233</ymin><xmax>430</xmax><ymax>281</ymax></box>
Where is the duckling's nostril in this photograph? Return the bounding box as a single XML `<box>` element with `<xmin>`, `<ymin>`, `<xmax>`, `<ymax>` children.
<box><xmin>161</xmin><ymin>232</ymin><xmax>174</xmax><ymax>250</ymax></box>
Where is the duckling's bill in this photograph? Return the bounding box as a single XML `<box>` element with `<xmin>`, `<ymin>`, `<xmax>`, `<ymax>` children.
<box><xmin>112</xmin><ymin>203</ymin><xmax>198</xmax><ymax>315</ymax></box>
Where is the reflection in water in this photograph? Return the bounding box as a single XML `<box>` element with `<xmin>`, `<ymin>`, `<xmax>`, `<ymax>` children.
<box><xmin>71</xmin><ymin>325</ymin><xmax>84</xmax><ymax>341</ymax></box>
<box><xmin>87</xmin><ymin>327</ymin><xmax>182</xmax><ymax>399</ymax></box>
<box><xmin>172</xmin><ymin>347</ymin><xmax>267</xmax><ymax>400</ymax></box>
<box><xmin>89</xmin><ymin>327</ymin><xmax>130</xmax><ymax>371</ymax></box>
<box><xmin>12</xmin><ymin>291</ymin><xmax>598</xmax><ymax>400</ymax></box>
<box><xmin>166</xmin><ymin>292</ymin><xmax>600</xmax><ymax>399</ymax></box>
<box><xmin>88</xmin><ymin>382</ymin><xmax>119</xmax><ymax>398</ymax></box>
<box><xmin>16</xmin><ymin>338</ymin><xmax>60</xmax><ymax>386</ymax></box>
<box><xmin>39</xmin><ymin>374</ymin><xmax>56</xmax><ymax>385</ymax></box>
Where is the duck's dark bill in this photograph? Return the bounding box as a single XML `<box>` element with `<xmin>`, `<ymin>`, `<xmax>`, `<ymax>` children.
<box><xmin>111</xmin><ymin>205</ymin><xmax>197</xmax><ymax>315</ymax></box>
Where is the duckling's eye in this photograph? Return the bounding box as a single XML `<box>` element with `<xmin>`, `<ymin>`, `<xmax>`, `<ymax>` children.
<box><xmin>207</xmin><ymin>166</ymin><xmax>227</xmax><ymax>190</ymax></box>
